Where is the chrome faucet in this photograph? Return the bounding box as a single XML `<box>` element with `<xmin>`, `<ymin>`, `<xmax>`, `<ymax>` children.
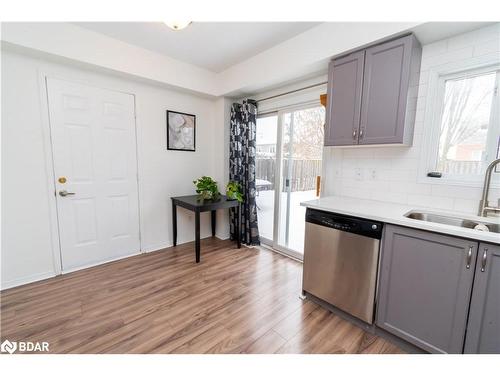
<box><xmin>478</xmin><ymin>158</ymin><xmax>500</xmax><ymax>217</ymax></box>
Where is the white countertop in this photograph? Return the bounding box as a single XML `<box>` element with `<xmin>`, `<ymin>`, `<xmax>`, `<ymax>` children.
<box><xmin>301</xmin><ymin>196</ymin><xmax>500</xmax><ymax>244</ymax></box>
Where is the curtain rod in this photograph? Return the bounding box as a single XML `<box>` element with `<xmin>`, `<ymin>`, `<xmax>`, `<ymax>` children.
<box><xmin>256</xmin><ymin>81</ymin><xmax>327</xmax><ymax>103</ymax></box>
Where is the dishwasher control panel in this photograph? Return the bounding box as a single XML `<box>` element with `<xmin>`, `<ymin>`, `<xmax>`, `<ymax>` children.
<box><xmin>305</xmin><ymin>208</ymin><xmax>383</xmax><ymax>239</ymax></box>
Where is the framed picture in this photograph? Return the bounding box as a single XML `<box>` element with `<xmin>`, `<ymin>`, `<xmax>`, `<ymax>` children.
<box><xmin>166</xmin><ymin>110</ymin><xmax>196</xmax><ymax>151</ymax></box>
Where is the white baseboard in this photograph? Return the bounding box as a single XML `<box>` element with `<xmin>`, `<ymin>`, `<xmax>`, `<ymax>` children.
<box><xmin>61</xmin><ymin>251</ymin><xmax>141</xmax><ymax>274</ymax></box>
<box><xmin>141</xmin><ymin>240</ymin><xmax>173</xmax><ymax>253</ymax></box>
<box><xmin>1</xmin><ymin>236</ymin><xmax>233</xmax><ymax>290</ymax></box>
<box><xmin>141</xmin><ymin>234</ymin><xmax>229</xmax><ymax>253</ymax></box>
<box><xmin>1</xmin><ymin>271</ymin><xmax>57</xmax><ymax>291</ymax></box>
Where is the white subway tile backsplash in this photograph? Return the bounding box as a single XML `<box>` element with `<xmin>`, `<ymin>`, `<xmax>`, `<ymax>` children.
<box><xmin>390</xmin><ymin>157</ymin><xmax>420</xmax><ymax>170</ymax></box>
<box><xmin>408</xmin><ymin>85</ymin><xmax>420</xmax><ymax>99</ymax></box>
<box><xmin>389</xmin><ymin>181</ymin><xmax>432</xmax><ymax>195</ymax></box>
<box><xmin>431</xmin><ymin>185</ymin><xmax>482</xmax><ymax>200</ymax></box>
<box><xmin>422</xmin><ymin>39</ymin><xmax>448</xmax><ymax>57</ymax></box>
<box><xmin>342</xmin><ymin>148</ymin><xmax>373</xmax><ymax>159</ymax></box>
<box><xmin>409</xmin><ymin>71</ymin><xmax>420</xmax><ymax>87</ymax></box>
<box><xmin>473</xmin><ymin>38</ymin><xmax>500</xmax><ymax>56</ymax></box>
<box><xmin>418</xmin><ymin>70</ymin><xmax>429</xmax><ymax>85</ymax></box>
<box><xmin>489</xmin><ymin>187</ymin><xmax>500</xmax><ymax>198</ymax></box>
<box><xmin>420</xmin><ymin>47</ymin><xmax>474</xmax><ymax>70</ymax></box>
<box><xmin>378</xmin><ymin>169</ymin><xmax>418</xmax><ymax>182</ymax></box>
<box><xmin>453</xmin><ymin>198</ymin><xmax>479</xmax><ymax>215</ymax></box>
<box><xmin>416</xmin><ymin>83</ymin><xmax>428</xmax><ymax>98</ymax></box>
<box><xmin>322</xmin><ymin>24</ymin><xmax>500</xmax><ymax>215</ymax></box>
<box><xmin>413</xmin><ymin>122</ymin><xmax>424</xmax><ymax>136</ymax></box>
<box><xmin>447</xmin><ymin>31</ymin><xmax>480</xmax><ymax>51</ymax></box>
<box><xmin>356</xmin><ymin>157</ymin><xmax>392</xmax><ymax>169</ymax></box>
<box><xmin>339</xmin><ymin>185</ymin><xmax>373</xmax><ymax>200</ymax></box>
<box><xmin>407</xmin><ymin>194</ymin><xmax>454</xmax><ymax>210</ymax></box>
<box><xmin>414</xmin><ymin>108</ymin><xmax>426</xmax><ymax>123</ymax></box>
<box><xmin>370</xmin><ymin>147</ymin><xmax>419</xmax><ymax>160</ymax></box>
<box><xmin>372</xmin><ymin>191</ymin><xmax>408</xmax><ymax>205</ymax></box>
<box><xmin>415</xmin><ymin>99</ymin><xmax>426</xmax><ymax>113</ymax></box>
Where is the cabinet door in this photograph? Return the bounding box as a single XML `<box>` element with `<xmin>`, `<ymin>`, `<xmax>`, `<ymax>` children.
<box><xmin>359</xmin><ymin>35</ymin><xmax>414</xmax><ymax>144</ymax></box>
<box><xmin>464</xmin><ymin>243</ymin><xmax>500</xmax><ymax>353</ymax></box>
<box><xmin>324</xmin><ymin>51</ymin><xmax>365</xmax><ymax>146</ymax></box>
<box><xmin>376</xmin><ymin>225</ymin><xmax>477</xmax><ymax>353</ymax></box>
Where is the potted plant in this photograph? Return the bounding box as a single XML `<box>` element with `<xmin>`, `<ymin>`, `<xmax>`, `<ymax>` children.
<box><xmin>193</xmin><ymin>176</ymin><xmax>220</xmax><ymax>201</ymax></box>
<box><xmin>226</xmin><ymin>181</ymin><xmax>243</xmax><ymax>202</ymax></box>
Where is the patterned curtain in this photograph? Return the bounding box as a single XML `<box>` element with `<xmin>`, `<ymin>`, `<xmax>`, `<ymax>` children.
<box><xmin>229</xmin><ymin>99</ymin><xmax>260</xmax><ymax>246</ymax></box>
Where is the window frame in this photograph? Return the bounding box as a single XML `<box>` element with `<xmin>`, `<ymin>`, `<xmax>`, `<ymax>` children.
<box><xmin>419</xmin><ymin>56</ymin><xmax>500</xmax><ymax>188</ymax></box>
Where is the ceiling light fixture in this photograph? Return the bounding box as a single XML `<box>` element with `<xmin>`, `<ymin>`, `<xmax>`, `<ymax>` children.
<box><xmin>164</xmin><ymin>21</ymin><xmax>192</xmax><ymax>31</ymax></box>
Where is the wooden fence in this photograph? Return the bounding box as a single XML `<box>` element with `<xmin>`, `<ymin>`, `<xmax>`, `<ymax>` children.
<box><xmin>440</xmin><ymin>160</ymin><xmax>482</xmax><ymax>175</ymax></box>
<box><xmin>256</xmin><ymin>158</ymin><xmax>321</xmax><ymax>192</ymax></box>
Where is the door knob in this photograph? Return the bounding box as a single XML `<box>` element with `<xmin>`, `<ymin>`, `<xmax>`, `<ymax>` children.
<box><xmin>59</xmin><ymin>190</ymin><xmax>75</xmax><ymax>197</ymax></box>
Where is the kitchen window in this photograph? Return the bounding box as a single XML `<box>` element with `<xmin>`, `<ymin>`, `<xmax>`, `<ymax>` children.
<box><xmin>423</xmin><ymin>64</ymin><xmax>500</xmax><ymax>185</ymax></box>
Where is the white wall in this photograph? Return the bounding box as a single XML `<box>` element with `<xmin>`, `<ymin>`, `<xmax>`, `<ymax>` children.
<box><xmin>1</xmin><ymin>22</ymin><xmax>218</xmax><ymax>96</ymax></box>
<box><xmin>2</xmin><ymin>22</ymin><xmax>425</xmax><ymax>97</ymax></box>
<box><xmin>322</xmin><ymin>24</ymin><xmax>500</xmax><ymax>214</ymax></box>
<box><xmin>211</xmin><ymin>97</ymin><xmax>233</xmax><ymax>240</ymax></box>
<box><xmin>218</xmin><ymin>22</ymin><xmax>422</xmax><ymax>96</ymax></box>
<box><xmin>1</xmin><ymin>48</ymin><xmax>229</xmax><ymax>289</ymax></box>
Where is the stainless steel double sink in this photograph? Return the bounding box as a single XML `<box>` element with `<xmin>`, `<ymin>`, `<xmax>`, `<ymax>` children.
<box><xmin>404</xmin><ymin>211</ymin><xmax>500</xmax><ymax>234</ymax></box>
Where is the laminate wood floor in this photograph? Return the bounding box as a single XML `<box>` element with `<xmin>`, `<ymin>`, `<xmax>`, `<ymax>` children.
<box><xmin>0</xmin><ymin>238</ymin><xmax>404</xmax><ymax>354</ymax></box>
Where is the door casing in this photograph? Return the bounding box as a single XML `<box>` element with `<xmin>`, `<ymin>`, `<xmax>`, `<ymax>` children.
<box><xmin>38</xmin><ymin>72</ymin><xmax>142</xmax><ymax>275</ymax></box>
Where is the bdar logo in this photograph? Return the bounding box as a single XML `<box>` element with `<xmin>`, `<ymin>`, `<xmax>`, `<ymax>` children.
<box><xmin>1</xmin><ymin>339</ymin><xmax>49</xmax><ymax>353</ymax></box>
<box><xmin>1</xmin><ymin>340</ymin><xmax>17</xmax><ymax>354</ymax></box>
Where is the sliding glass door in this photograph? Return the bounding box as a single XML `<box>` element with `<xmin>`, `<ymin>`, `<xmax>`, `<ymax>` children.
<box><xmin>256</xmin><ymin>104</ymin><xmax>325</xmax><ymax>259</ymax></box>
<box><xmin>255</xmin><ymin>114</ymin><xmax>278</xmax><ymax>243</ymax></box>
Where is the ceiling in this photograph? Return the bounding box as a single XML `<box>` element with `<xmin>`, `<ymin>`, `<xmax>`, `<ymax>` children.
<box><xmin>74</xmin><ymin>22</ymin><xmax>320</xmax><ymax>72</ymax></box>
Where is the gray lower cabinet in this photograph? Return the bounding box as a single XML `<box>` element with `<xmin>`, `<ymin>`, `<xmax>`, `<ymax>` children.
<box><xmin>376</xmin><ymin>225</ymin><xmax>477</xmax><ymax>353</ymax></box>
<box><xmin>464</xmin><ymin>243</ymin><xmax>500</xmax><ymax>353</ymax></box>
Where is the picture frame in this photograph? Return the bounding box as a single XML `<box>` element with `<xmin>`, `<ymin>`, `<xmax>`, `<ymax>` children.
<box><xmin>166</xmin><ymin>110</ymin><xmax>196</xmax><ymax>151</ymax></box>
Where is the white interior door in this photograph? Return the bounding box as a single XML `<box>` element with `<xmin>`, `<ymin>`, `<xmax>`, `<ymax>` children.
<box><xmin>47</xmin><ymin>78</ymin><xmax>140</xmax><ymax>271</ymax></box>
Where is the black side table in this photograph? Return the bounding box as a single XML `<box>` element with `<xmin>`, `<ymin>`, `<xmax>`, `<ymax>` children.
<box><xmin>171</xmin><ymin>195</ymin><xmax>241</xmax><ymax>263</ymax></box>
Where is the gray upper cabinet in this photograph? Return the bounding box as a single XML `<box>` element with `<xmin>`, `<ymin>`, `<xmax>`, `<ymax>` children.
<box><xmin>464</xmin><ymin>243</ymin><xmax>500</xmax><ymax>354</ymax></box>
<box><xmin>376</xmin><ymin>225</ymin><xmax>477</xmax><ymax>353</ymax></box>
<box><xmin>324</xmin><ymin>51</ymin><xmax>365</xmax><ymax>146</ymax></box>
<box><xmin>325</xmin><ymin>34</ymin><xmax>421</xmax><ymax>147</ymax></box>
<box><xmin>359</xmin><ymin>35</ymin><xmax>420</xmax><ymax>145</ymax></box>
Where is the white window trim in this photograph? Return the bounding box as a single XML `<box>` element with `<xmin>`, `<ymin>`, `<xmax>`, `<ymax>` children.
<box><xmin>418</xmin><ymin>54</ymin><xmax>500</xmax><ymax>188</ymax></box>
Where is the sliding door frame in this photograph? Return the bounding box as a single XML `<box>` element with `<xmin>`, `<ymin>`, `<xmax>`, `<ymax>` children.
<box><xmin>257</xmin><ymin>100</ymin><xmax>322</xmax><ymax>261</ymax></box>
<box><xmin>255</xmin><ymin>111</ymin><xmax>278</xmax><ymax>249</ymax></box>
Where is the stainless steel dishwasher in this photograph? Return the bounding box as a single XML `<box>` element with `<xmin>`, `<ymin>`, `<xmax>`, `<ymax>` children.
<box><xmin>302</xmin><ymin>208</ymin><xmax>383</xmax><ymax>324</ymax></box>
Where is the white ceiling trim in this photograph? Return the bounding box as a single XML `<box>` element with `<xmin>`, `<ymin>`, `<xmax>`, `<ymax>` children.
<box><xmin>215</xmin><ymin>22</ymin><xmax>423</xmax><ymax>96</ymax></box>
<box><xmin>2</xmin><ymin>22</ymin><xmax>493</xmax><ymax>98</ymax></box>
<box><xmin>73</xmin><ymin>22</ymin><xmax>320</xmax><ymax>73</ymax></box>
<box><xmin>1</xmin><ymin>22</ymin><xmax>219</xmax><ymax>96</ymax></box>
